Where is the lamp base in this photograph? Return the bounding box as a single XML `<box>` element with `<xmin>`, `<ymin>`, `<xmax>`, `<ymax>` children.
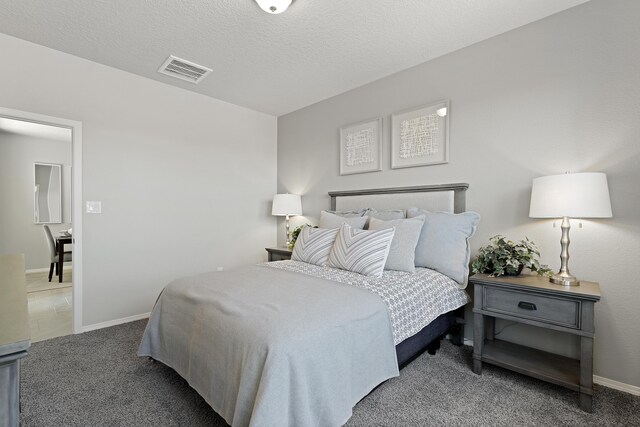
<box><xmin>284</xmin><ymin>214</ymin><xmax>291</xmax><ymax>249</ymax></box>
<box><xmin>550</xmin><ymin>272</ymin><xmax>580</xmax><ymax>286</ymax></box>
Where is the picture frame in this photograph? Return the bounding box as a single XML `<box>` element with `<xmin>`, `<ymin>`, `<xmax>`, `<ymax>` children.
<box><xmin>339</xmin><ymin>117</ymin><xmax>383</xmax><ymax>175</ymax></box>
<box><xmin>391</xmin><ymin>100</ymin><xmax>449</xmax><ymax>169</ymax></box>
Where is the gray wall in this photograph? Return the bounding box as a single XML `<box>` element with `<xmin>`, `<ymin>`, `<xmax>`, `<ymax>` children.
<box><xmin>277</xmin><ymin>0</ymin><xmax>640</xmax><ymax>387</ymax></box>
<box><xmin>0</xmin><ymin>32</ymin><xmax>277</xmax><ymax>327</ymax></box>
<box><xmin>0</xmin><ymin>131</ymin><xmax>71</xmax><ymax>269</ymax></box>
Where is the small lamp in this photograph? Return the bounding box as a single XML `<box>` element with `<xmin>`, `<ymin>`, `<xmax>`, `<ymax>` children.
<box><xmin>272</xmin><ymin>193</ymin><xmax>302</xmax><ymax>247</ymax></box>
<box><xmin>529</xmin><ymin>172</ymin><xmax>612</xmax><ymax>286</ymax></box>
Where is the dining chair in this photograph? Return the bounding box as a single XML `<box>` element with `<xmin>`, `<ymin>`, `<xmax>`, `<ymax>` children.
<box><xmin>43</xmin><ymin>225</ymin><xmax>72</xmax><ymax>282</ymax></box>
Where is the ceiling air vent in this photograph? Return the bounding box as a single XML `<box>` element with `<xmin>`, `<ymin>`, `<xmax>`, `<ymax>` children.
<box><xmin>158</xmin><ymin>55</ymin><xmax>212</xmax><ymax>84</ymax></box>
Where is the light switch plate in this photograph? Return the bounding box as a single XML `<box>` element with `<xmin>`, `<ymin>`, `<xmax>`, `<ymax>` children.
<box><xmin>86</xmin><ymin>201</ymin><xmax>102</xmax><ymax>214</ymax></box>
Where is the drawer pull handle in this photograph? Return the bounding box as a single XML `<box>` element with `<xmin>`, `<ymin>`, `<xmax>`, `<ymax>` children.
<box><xmin>518</xmin><ymin>301</ymin><xmax>537</xmax><ymax>311</ymax></box>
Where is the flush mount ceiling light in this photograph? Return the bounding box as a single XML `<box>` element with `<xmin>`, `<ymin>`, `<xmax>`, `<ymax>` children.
<box><xmin>255</xmin><ymin>0</ymin><xmax>292</xmax><ymax>14</ymax></box>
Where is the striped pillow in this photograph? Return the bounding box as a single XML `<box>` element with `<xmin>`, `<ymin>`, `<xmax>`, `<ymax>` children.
<box><xmin>291</xmin><ymin>226</ymin><xmax>339</xmax><ymax>266</ymax></box>
<box><xmin>327</xmin><ymin>223</ymin><xmax>395</xmax><ymax>277</ymax></box>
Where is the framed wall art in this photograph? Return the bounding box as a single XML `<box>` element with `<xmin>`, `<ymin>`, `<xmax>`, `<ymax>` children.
<box><xmin>339</xmin><ymin>117</ymin><xmax>382</xmax><ymax>175</ymax></box>
<box><xmin>391</xmin><ymin>100</ymin><xmax>449</xmax><ymax>169</ymax></box>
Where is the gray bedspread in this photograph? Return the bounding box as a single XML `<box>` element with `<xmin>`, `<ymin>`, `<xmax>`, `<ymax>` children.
<box><xmin>138</xmin><ymin>264</ymin><xmax>399</xmax><ymax>427</ymax></box>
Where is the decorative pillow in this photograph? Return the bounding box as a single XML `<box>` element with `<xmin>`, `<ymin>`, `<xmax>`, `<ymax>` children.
<box><xmin>319</xmin><ymin>211</ymin><xmax>368</xmax><ymax>230</ymax></box>
<box><xmin>407</xmin><ymin>208</ymin><xmax>481</xmax><ymax>286</ymax></box>
<box><xmin>325</xmin><ymin>209</ymin><xmax>368</xmax><ymax>217</ymax></box>
<box><xmin>291</xmin><ymin>226</ymin><xmax>339</xmax><ymax>266</ymax></box>
<box><xmin>364</xmin><ymin>208</ymin><xmax>405</xmax><ymax>221</ymax></box>
<box><xmin>368</xmin><ymin>216</ymin><xmax>425</xmax><ymax>272</ymax></box>
<box><xmin>327</xmin><ymin>223</ymin><xmax>395</xmax><ymax>277</ymax></box>
<box><xmin>361</xmin><ymin>208</ymin><xmax>405</xmax><ymax>229</ymax></box>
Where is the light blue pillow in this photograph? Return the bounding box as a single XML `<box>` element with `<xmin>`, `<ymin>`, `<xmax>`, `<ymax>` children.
<box><xmin>368</xmin><ymin>216</ymin><xmax>424</xmax><ymax>272</ymax></box>
<box><xmin>407</xmin><ymin>208</ymin><xmax>481</xmax><ymax>286</ymax></box>
<box><xmin>319</xmin><ymin>211</ymin><xmax>368</xmax><ymax>229</ymax></box>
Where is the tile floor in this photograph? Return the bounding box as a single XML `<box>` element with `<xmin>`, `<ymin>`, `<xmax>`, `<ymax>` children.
<box><xmin>26</xmin><ymin>270</ymin><xmax>72</xmax><ymax>342</ymax></box>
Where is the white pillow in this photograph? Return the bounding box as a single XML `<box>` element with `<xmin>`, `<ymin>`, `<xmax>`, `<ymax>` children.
<box><xmin>319</xmin><ymin>211</ymin><xmax>368</xmax><ymax>230</ymax></box>
<box><xmin>362</xmin><ymin>208</ymin><xmax>405</xmax><ymax>229</ymax></box>
<box><xmin>291</xmin><ymin>226</ymin><xmax>339</xmax><ymax>266</ymax></box>
<box><xmin>327</xmin><ymin>223</ymin><xmax>395</xmax><ymax>277</ymax></box>
<box><xmin>406</xmin><ymin>208</ymin><xmax>481</xmax><ymax>286</ymax></box>
<box><xmin>368</xmin><ymin>216</ymin><xmax>425</xmax><ymax>272</ymax></box>
<box><xmin>325</xmin><ymin>209</ymin><xmax>368</xmax><ymax>217</ymax></box>
<box><xmin>364</xmin><ymin>208</ymin><xmax>405</xmax><ymax>221</ymax></box>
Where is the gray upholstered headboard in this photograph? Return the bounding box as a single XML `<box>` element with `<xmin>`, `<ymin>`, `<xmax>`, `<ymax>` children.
<box><xmin>328</xmin><ymin>183</ymin><xmax>468</xmax><ymax>214</ymax></box>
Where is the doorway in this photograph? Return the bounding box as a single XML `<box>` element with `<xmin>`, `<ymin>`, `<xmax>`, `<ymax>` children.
<box><xmin>0</xmin><ymin>107</ymin><xmax>83</xmax><ymax>337</ymax></box>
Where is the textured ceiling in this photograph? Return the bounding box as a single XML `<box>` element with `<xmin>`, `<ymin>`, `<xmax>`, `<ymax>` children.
<box><xmin>0</xmin><ymin>0</ymin><xmax>589</xmax><ymax>116</ymax></box>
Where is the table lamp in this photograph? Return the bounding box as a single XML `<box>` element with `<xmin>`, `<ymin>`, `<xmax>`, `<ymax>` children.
<box><xmin>272</xmin><ymin>193</ymin><xmax>302</xmax><ymax>247</ymax></box>
<box><xmin>529</xmin><ymin>172</ymin><xmax>612</xmax><ymax>286</ymax></box>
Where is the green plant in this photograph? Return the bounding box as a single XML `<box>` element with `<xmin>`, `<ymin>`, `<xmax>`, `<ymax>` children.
<box><xmin>288</xmin><ymin>224</ymin><xmax>316</xmax><ymax>250</ymax></box>
<box><xmin>471</xmin><ymin>235</ymin><xmax>552</xmax><ymax>277</ymax></box>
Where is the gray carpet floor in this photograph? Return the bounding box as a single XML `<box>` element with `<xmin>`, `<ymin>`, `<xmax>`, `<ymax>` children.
<box><xmin>20</xmin><ymin>320</ymin><xmax>639</xmax><ymax>426</ymax></box>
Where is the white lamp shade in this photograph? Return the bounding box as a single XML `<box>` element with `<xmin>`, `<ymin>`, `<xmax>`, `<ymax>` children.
<box><xmin>529</xmin><ymin>172</ymin><xmax>612</xmax><ymax>218</ymax></box>
<box><xmin>255</xmin><ymin>0</ymin><xmax>292</xmax><ymax>14</ymax></box>
<box><xmin>272</xmin><ymin>193</ymin><xmax>302</xmax><ymax>216</ymax></box>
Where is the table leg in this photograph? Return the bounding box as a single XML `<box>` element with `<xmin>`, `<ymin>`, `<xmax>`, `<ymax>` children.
<box><xmin>473</xmin><ymin>312</ymin><xmax>484</xmax><ymax>374</ymax></box>
<box><xmin>58</xmin><ymin>239</ymin><xmax>64</xmax><ymax>283</ymax></box>
<box><xmin>580</xmin><ymin>336</ymin><xmax>594</xmax><ymax>412</ymax></box>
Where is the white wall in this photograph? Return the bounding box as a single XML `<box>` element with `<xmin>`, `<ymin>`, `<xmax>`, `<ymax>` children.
<box><xmin>0</xmin><ymin>33</ymin><xmax>277</xmax><ymax>327</ymax></box>
<box><xmin>277</xmin><ymin>0</ymin><xmax>640</xmax><ymax>388</ymax></box>
<box><xmin>0</xmin><ymin>131</ymin><xmax>72</xmax><ymax>269</ymax></box>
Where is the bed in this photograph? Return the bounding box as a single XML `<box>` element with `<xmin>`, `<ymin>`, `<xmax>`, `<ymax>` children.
<box><xmin>139</xmin><ymin>183</ymin><xmax>476</xmax><ymax>427</ymax></box>
<box><xmin>327</xmin><ymin>184</ymin><xmax>471</xmax><ymax>367</ymax></box>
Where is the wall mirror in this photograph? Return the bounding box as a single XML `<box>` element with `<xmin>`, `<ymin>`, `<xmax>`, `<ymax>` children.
<box><xmin>34</xmin><ymin>162</ymin><xmax>62</xmax><ymax>224</ymax></box>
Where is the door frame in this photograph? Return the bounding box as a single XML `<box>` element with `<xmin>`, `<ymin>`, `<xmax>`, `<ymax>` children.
<box><xmin>0</xmin><ymin>107</ymin><xmax>83</xmax><ymax>333</ymax></box>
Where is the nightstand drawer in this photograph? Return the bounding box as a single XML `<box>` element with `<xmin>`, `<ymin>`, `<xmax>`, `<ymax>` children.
<box><xmin>265</xmin><ymin>247</ymin><xmax>292</xmax><ymax>262</ymax></box>
<box><xmin>269</xmin><ymin>252</ymin><xmax>291</xmax><ymax>261</ymax></box>
<box><xmin>483</xmin><ymin>287</ymin><xmax>580</xmax><ymax>328</ymax></box>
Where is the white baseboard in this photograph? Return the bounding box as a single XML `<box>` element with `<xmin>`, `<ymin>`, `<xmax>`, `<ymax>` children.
<box><xmin>81</xmin><ymin>312</ymin><xmax>150</xmax><ymax>333</ymax></box>
<box><xmin>26</xmin><ymin>265</ymin><xmax>72</xmax><ymax>274</ymax></box>
<box><xmin>461</xmin><ymin>339</ymin><xmax>638</xmax><ymax>395</ymax></box>
<box><xmin>594</xmin><ymin>375</ymin><xmax>640</xmax><ymax>396</ymax></box>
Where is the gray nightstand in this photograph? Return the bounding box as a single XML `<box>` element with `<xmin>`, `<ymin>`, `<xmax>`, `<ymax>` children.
<box><xmin>265</xmin><ymin>247</ymin><xmax>292</xmax><ymax>262</ymax></box>
<box><xmin>470</xmin><ymin>273</ymin><xmax>601</xmax><ymax>412</ymax></box>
